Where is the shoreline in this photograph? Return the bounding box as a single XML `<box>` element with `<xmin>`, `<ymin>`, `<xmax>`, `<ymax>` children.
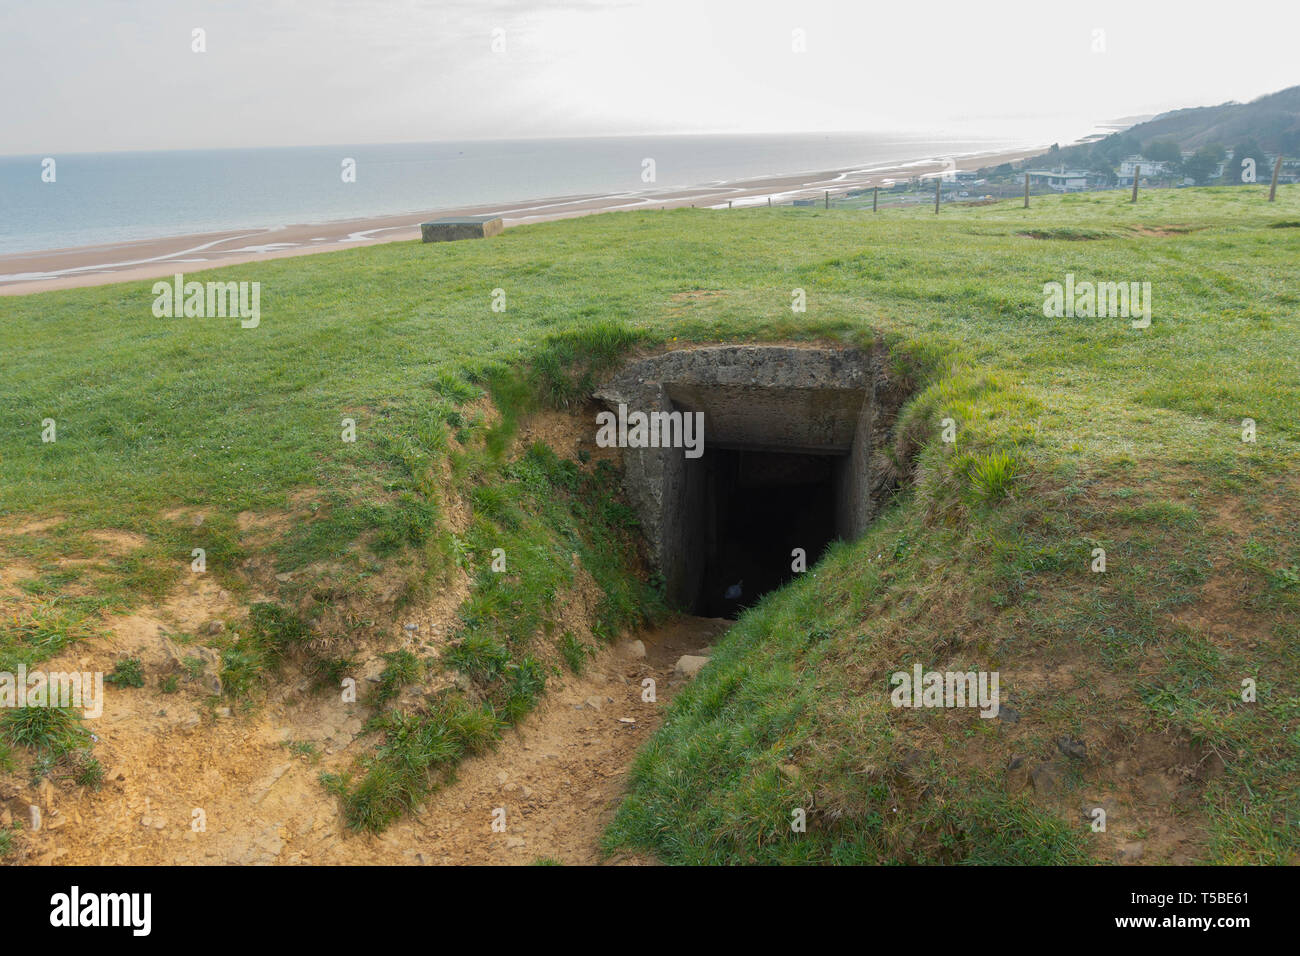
<box><xmin>0</xmin><ymin>145</ymin><xmax>1043</xmax><ymax>296</ymax></box>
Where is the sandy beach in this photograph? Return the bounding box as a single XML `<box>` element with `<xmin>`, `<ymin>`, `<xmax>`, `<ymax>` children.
<box><xmin>0</xmin><ymin>147</ymin><xmax>1041</xmax><ymax>296</ymax></box>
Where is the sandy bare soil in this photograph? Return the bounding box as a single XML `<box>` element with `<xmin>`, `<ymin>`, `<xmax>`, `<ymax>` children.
<box><xmin>4</xmin><ymin>594</ymin><xmax>729</xmax><ymax>866</ymax></box>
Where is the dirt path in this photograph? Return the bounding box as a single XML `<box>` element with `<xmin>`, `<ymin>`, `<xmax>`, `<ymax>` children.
<box><xmin>365</xmin><ymin>615</ymin><xmax>729</xmax><ymax>865</ymax></box>
<box><xmin>5</xmin><ymin>613</ymin><xmax>729</xmax><ymax>866</ymax></box>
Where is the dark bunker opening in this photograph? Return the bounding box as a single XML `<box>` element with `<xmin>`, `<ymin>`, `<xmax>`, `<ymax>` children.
<box><xmin>594</xmin><ymin>345</ymin><xmax>898</xmax><ymax>618</ymax></box>
<box><xmin>694</xmin><ymin>448</ymin><xmax>838</xmax><ymax>618</ymax></box>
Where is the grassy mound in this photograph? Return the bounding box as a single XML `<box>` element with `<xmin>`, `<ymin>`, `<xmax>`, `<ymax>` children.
<box><xmin>2</xmin><ymin>185</ymin><xmax>1297</xmax><ymax>858</ymax></box>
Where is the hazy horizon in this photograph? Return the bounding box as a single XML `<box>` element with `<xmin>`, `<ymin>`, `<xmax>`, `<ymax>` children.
<box><xmin>3</xmin><ymin>0</ymin><xmax>1297</xmax><ymax>155</ymax></box>
<box><xmin>0</xmin><ymin>128</ymin><xmax>1053</xmax><ymax>162</ymax></box>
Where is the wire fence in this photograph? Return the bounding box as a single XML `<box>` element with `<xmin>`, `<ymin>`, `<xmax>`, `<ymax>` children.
<box><xmin>715</xmin><ymin>160</ymin><xmax>1291</xmax><ymax>213</ymax></box>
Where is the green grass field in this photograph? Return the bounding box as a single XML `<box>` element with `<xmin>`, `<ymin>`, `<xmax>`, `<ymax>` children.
<box><xmin>2</xmin><ymin>185</ymin><xmax>1297</xmax><ymax>861</ymax></box>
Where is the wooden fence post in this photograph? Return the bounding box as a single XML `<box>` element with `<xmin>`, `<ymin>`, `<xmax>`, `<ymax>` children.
<box><xmin>873</xmin><ymin>187</ymin><xmax>878</xmax><ymax>212</ymax></box>
<box><xmin>1024</xmin><ymin>173</ymin><xmax>1030</xmax><ymax>208</ymax></box>
<box><xmin>934</xmin><ymin>177</ymin><xmax>942</xmax><ymax>213</ymax></box>
<box><xmin>1131</xmin><ymin>165</ymin><xmax>1140</xmax><ymax>203</ymax></box>
<box><xmin>825</xmin><ymin>190</ymin><xmax>829</xmax><ymax>209</ymax></box>
<box><xmin>767</xmin><ymin>196</ymin><xmax>771</xmax><ymax>207</ymax></box>
<box><xmin>1269</xmin><ymin>156</ymin><xmax>1283</xmax><ymax>201</ymax></box>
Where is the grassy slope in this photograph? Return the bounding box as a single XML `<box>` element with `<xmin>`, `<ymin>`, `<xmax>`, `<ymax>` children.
<box><xmin>2</xmin><ymin>186</ymin><xmax>1298</xmax><ymax>858</ymax></box>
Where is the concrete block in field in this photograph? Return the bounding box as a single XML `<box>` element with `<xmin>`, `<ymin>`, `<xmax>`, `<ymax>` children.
<box><xmin>420</xmin><ymin>216</ymin><xmax>504</xmax><ymax>243</ymax></box>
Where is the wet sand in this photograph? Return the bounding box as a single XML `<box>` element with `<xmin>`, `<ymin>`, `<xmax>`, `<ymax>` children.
<box><xmin>0</xmin><ymin>147</ymin><xmax>1041</xmax><ymax>296</ymax></box>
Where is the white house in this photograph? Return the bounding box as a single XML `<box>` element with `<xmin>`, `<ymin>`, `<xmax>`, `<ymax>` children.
<box><xmin>1117</xmin><ymin>156</ymin><xmax>1169</xmax><ymax>185</ymax></box>
<box><xmin>1025</xmin><ymin>169</ymin><xmax>1091</xmax><ymax>192</ymax></box>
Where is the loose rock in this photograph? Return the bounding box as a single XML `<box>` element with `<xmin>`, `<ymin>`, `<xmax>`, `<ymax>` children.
<box><xmin>1056</xmin><ymin>736</ymin><xmax>1087</xmax><ymax>761</ymax></box>
<box><xmin>674</xmin><ymin>655</ymin><xmax>710</xmax><ymax>679</ymax></box>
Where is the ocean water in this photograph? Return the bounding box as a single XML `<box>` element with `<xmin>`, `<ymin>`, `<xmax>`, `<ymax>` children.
<box><xmin>0</xmin><ymin>133</ymin><xmax>1028</xmax><ymax>255</ymax></box>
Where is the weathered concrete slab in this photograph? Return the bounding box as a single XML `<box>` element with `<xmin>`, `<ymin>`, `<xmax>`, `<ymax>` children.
<box><xmin>420</xmin><ymin>216</ymin><xmax>504</xmax><ymax>243</ymax></box>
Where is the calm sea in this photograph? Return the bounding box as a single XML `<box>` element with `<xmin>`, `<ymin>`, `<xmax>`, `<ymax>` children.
<box><xmin>0</xmin><ymin>133</ymin><xmax>1028</xmax><ymax>255</ymax></box>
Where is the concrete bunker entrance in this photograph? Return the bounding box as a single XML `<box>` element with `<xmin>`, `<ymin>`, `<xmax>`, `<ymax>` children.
<box><xmin>595</xmin><ymin>345</ymin><xmax>899</xmax><ymax>618</ymax></box>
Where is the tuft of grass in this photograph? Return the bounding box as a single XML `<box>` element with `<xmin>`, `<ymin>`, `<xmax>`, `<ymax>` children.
<box><xmin>448</xmin><ymin>703</ymin><xmax>502</xmax><ymax>755</ymax></box>
<box><xmin>500</xmin><ymin>655</ymin><xmax>547</xmax><ymax>724</ymax></box>
<box><xmin>286</xmin><ymin>740</ymin><xmax>320</xmax><ymax>762</ymax></box>
<box><xmin>182</xmin><ymin>656</ymin><xmax>207</xmax><ymax>683</ymax></box>
<box><xmin>105</xmin><ymin>656</ymin><xmax>146</xmax><ymax>688</ymax></box>
<box><xmin>1</xmin><ymin>706</ymin><xmax>90</xmax><ymax>757</ymax></box>
<box><xmin>220</xmin><ymin>602</ymin><xmax>310</xmax><ymax>697</ymax></box>
<box><xmin>327</xmin><ymin>697</ymin><xmax>487</xmax><ymax>833</ymax></box>
<box><xmin>0</xmin><ymin>603</ymin><xmax>100</xmax><ymax>674</ymax></box>
<box><xmin>965</xmin><ymin>450</ymin><xmax>1023</xmax><ymax>502</ymax></box>
<box><xmin>445</xmin><ymin>632</ymin><xmax>510</xmax><ymax>682</ymax></box>
<box><xmin>523</xmin><ymin>322</ymin><xmax>649</xmax><ymax>411</ymax></box>
<box><xmin>560</xmin><ymin>631</ymin><xmax>590</xmax><ymax>674</ymax></box>
<box><xmin>0</xmin><ymin>825</ymin><xmax>17</xmax><ymax>858</ymax></box>
<box><xmin>66</xmin><ymin>749</ymin><xmax>105</xmax><ymax>789</ymax></box>
<box><xmin>308</xmin><ymin>654</ymin><xmax>357</xmax><ymax>692</ymax></box>
<box><xmin>374</xmin><ymin>650</ymin><xmax>422</xmax><ymax>705</ymax></box>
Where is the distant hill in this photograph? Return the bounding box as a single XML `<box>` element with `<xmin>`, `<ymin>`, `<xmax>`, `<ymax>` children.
<box><xmin>998</xmin><ymin>85</ymin><xmax>1300</xmax><ymax>185</ymax></box>
<box><xmin>1124</xmin><ymin>86</ymin><xmax>1300</xmax><ymax>153</ymax></box>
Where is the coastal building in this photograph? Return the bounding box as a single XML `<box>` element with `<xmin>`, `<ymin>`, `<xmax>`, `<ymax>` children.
<box><xmin>1117</xmin><ymin>156</ymin><xmax>1169</xmax><ymax>185</ymax></box>
<box><xmin>1025</xmin><ymin>168</ymin><xmax>1092</xmax><ymax>192</ymax></box>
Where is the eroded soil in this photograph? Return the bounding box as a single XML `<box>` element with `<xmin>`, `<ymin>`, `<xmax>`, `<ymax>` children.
<box><xmin>4</xmin><ymin>601</ymin><xmax>727</xmax><ymax>866</ymax></box>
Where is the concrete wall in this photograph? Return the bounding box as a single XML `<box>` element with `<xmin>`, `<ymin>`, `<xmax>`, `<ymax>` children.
<box><xmin>832</xmin><ymin>394</ymin><xmax>876</xmax><ymax>540</ymax></box>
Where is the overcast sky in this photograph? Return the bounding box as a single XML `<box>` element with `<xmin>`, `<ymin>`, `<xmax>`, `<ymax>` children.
<box><xmin>3</xmin><ymin>0</ymin><xmax>1297</xmax><ymax>154</ymax></box>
